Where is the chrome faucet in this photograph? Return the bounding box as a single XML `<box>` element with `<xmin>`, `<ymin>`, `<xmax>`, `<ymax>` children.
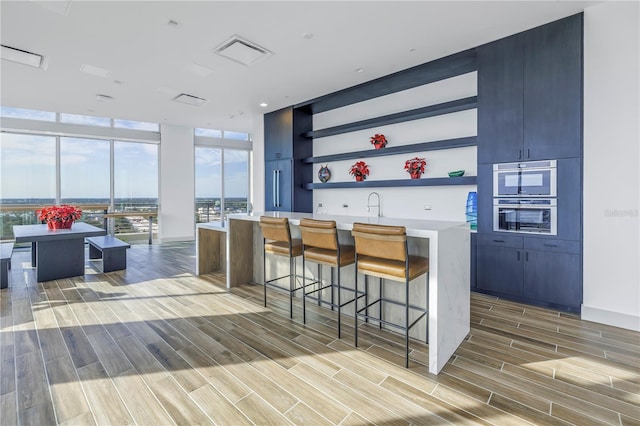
<box><xmin>366</xmin><ymin>192</ymin><xmax>381</xmax><ymax>217</ymax></box>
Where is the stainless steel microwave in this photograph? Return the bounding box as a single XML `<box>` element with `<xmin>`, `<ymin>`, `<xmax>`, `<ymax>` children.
<box><xmin>494</xmin><ymin>198</ymin><xmax>557</xmax><ymax>235</ymax></box>
<box><xmin>493</xmin><ymin>160</ymin><xmax>557</xmax><ymax>197</ymax></box>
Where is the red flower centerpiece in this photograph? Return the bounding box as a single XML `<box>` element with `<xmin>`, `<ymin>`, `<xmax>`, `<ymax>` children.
<box><xmin>349</xmin><ymin>161</ymin><xmax>370</xmax><ymax>182</ymax></box>
<box><xmin>37</xmin><ymin>205</ymin><xmax>83</xmax><ymax>229</ymax></box>
<box><xmin>404</xmin><ymin>157</ymin><xmax>427</xmax><ymax>179</ymax></box>
<box><xmin>370</xmin><ymin>133</ymin><xmax>387</xmax><ymax>149</ymax></box>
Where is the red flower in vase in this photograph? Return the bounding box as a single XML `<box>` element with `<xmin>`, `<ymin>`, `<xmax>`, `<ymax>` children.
<box><xmin>37</xmin><ymin>205</ymin><xmax>83</xmax><ymax>229</ymax></box>
<box><xmin>349</xmin><ymin>161</ymin><xmax>370</xmax><ymax>181</ymax></box>
<box><xmin>404</xmin><ymin>157</ymin><xmax>427</xmax><ymax>179</ymax></box>
<box><xmin>369</xmin><ymin>133</ymin><xmax>387</xmax><ymax>149</ymax></box>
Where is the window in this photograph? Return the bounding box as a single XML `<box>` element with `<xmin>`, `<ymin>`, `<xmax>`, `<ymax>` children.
<box><xmin>224</xmin><ymin>149</ymin><xmax>249</xmax><ymax>215</ymax></box>
<box><xmin>0</xmin><ymin>106</ymin><xmax>56</xmax><ymax>121</ymax></box>
<box><xmin>114</xmin><ymin>141</ymin><xmax>158</xmax><ymax>211</ymax></box>
<box><xmin>0</xmin><ymin>133</ymin><xmax>56</xmax><ymax>203</ymax></box>
<box><xmin>195</xmin><ymin>128</ymin><xmax>222</xmax><ymax>138</ymax></box>
<box><xmin>0</xmin><ymin>133</ymin><xmax>56</xmax><ymax>239</ymax></box>
<box><xmin>224</xmin><ymin>130</ymin><xmax>249</xmax><ymax>141</ymax></box>
<box><xmin>195</xmin><ymin>146</ymin><xmax>222</xmax><ymax>223</ymax></box>
<box><xmin>59</xmin><ymin>113</ymin><xmax>111</xmax><ymax>127</ymax></box>
<box><xmin>114</xmin><ymin>119</ymin><xmax>159</xmax><ymax>132</ymax></box>
<box><xmin>60</xmin><ymin>137</ymin><xmax>110</xmax><ymax>205</ymax></box>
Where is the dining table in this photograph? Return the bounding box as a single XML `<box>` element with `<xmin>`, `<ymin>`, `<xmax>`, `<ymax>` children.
<box><xmin>13</xmin><ymin>222</ymin><xmax>106</xmax><ymax>282</ymax></box>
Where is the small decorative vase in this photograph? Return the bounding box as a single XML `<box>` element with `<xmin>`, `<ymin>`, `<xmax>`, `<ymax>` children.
<box><xmin>355</xmin><ymin>174</ymin><xmax>364</xmax><ymax>182</ymax></box>
<box><xmin>48</xmin><ymin>220</ymin><xmax>73</xmax><ymax>229</ymax></box>
<box><xmin>410</xmin><ymin>171</ymin><xmax>422</xmax><ymax>179</ymax></box>
<box><xmin>373</xmin><ymin>142</ymin><xmax>385</xmax><ymax>150</ymax></box>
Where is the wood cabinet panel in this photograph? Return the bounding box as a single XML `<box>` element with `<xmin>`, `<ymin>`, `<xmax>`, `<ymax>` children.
<box><xmin>477</xmin><ymin>34</ymin><xmax>523</xmax><ymax>164</ymax></box>
<box><xmin>523</xmin><ymin>15</ymin><xmax>583</xmax><ymax>160</ymax></box>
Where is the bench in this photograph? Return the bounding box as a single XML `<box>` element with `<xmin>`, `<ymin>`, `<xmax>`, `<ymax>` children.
<box><xmin>1</xmin><ymin>242</ymin><xmax>14</xmax><ymax>289</ymax></box>
<box><xmin>86</xmin><ymin>236</ymin><xmax>130</xmax><ymax>273</ymax></box>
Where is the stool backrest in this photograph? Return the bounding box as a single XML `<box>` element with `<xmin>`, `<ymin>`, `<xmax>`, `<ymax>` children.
<box><xmin>259</xmin><ymin>216</ymin><xmax>291</xmax><ymax>243</ymax></box>
<box><xmin>299</xmin><ymin>218</ymin><xmax>338</xmax><ymax>250</ymax></box>
<box><xmin>351</xmin><ymin>222</ymin><xmax>407</xmax><ymax>262</ymax></box>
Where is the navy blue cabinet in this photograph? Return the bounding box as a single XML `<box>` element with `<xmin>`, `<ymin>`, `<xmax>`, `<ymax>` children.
<box><xmin>477</xmin><ymin>14</ymin><xmax>583</xmax><ymax>164</ymax></box>
<box><xmin>476</xmin><ymin>234</ymin><xmax>523</xmax><ymax>297</ymax></box>
<box><xmin>523</xmin><ymin>15</ymin><xmax>583</xmax><ymax>161</ymax></box>
<box><xmin>265</xmin><ymin>159</ymin><xmax>293</xmax><ymax>211</ymax></box>
<box><xmin>476</xmin><ymin>233</ymin><xmax>581</xmax><ymax>313</ymax></box>
<box><xmin>263</xmin><ymin>107</ymin><xmax>313</xmax><ymax>212</ymax></box>
<box><xmin>478</xmin><ymin>34</ymin><xmax>523</xmax><ymax>164</ymax></box>
<box><xmin>264</xmin><ymin>108</ymin><xmax>293</xmax><ymax>161</ymax></box>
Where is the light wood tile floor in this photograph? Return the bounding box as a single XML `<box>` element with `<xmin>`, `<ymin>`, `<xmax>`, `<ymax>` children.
<box><xmin>1</xmin><ymin>242</ymin><xmax>638</xmax><ymax>425</ymax></box>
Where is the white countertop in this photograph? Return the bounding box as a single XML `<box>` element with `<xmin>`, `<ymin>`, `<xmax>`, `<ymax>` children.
<box><xmin>227</xmin><ymin>211</ymin><xmax>469</xmax><ymax>238</ymax></box>
<box><xmin>197</xmin><ymin>222</ymin><xmax>227</xmax><ymax>232</ymax></box>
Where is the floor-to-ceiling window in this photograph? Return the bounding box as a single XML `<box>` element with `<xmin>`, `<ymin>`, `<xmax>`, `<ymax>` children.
<box><xmin>0</xmin><ymin>107</ymin><xmax>160</xmax><ymax>241</ymax></box>
<box><xmin>0</xmin><ymin>133</ymin><xmax>56</xmax><ymax>239</ymax></box>
<box><xmin>194</xmin><ymin>128</ymin><xmax>251</xmax><ymax>223</ymax></box>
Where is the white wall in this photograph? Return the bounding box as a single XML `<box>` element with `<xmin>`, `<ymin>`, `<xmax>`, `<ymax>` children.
<box><xmin>159</xmin><ymin>124</ymin><xmax>195</xmax><ymax>242</ymax></box>
<box><xmin>583</xmin><ymin>1</ymin><xmax>640</xmax><ymax>331</ymax></box>
<box><xmin>252</xmin><ymin>114</ymin><xmax>265</xmax><ymax>213</ymax></box>
<box><xmin>313</xmin><ymin>72</ymin><xmax>477</xmax><ymax>221</ymax></box>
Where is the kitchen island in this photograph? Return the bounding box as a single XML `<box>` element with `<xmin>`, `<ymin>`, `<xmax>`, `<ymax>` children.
<box><xmin>197</xmin><ymin>212</ymin><xmax>470</xmax><ymax>374</ymax></box>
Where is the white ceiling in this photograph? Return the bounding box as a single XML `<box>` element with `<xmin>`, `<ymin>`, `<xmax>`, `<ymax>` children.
<box><xmin>0</xmin><ymin>0</ymin><xmax>596</xmax><ymax>133</ymax></box>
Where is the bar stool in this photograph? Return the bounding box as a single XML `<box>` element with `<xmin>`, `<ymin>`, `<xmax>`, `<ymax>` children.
<box><xmin>351</xmin><ymin>222</ymin><xmax>429</xmax><ymax>368</ymax></box>
<box><xmin>299</xmin><ymin>218</ymin><xmax>356</xmax><ymax>338</ymax></box>
<box><xmin>259</xmin><ymin>216</ymin><xmax>303</xmax><ymax>319</ymax></box>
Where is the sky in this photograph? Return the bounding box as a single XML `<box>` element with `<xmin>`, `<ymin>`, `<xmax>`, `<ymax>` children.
<box><xmin>0</xmin><ymin>106</ymin><xmax>250</xmax><ymax>200</ymax></box>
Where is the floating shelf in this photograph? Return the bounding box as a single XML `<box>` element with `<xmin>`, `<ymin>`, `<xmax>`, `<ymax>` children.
<box><xmin>304</xmin><ymin>176</ymin><xmax>477</xmax><ymax>190</ymax></box>
<box><xmin>303</xmin><ymin>136</ymin><xmax>477</xmax><ymax>164</ymax></box>
<box><xmin>305</xmin><ymin>96</ymin><xmax>477</xmax><ymax>139</ymax></box>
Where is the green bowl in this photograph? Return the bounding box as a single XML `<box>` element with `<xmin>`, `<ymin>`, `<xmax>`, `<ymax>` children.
<box><xmin>448</xmin><ymin>170</ymin><xmax>465</xmax><ymax>177</ymax></box>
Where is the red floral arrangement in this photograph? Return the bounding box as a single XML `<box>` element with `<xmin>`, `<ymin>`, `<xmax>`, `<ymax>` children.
<box><xmin>370</xmin><ymin>133</ymin><xmax>387</xmax><ymax>149</ymax></box>
<box><xmin>349</xmin><ymin>161</ymin><xmax>370</xmax><ymax>181</ymax></box>
<box><xmin>37</xmin><ymin>205</ymin><xmax>82</xmax><ymax>229</ymax></box>
<box><xmin>404</xmin><ymin>157</ymin><xmax>427</xmax><ymax>179</ymax></box>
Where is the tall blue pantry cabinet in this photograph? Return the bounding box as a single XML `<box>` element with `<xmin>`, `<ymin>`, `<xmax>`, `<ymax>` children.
<box><xmin>475</xmin><ymin>14</ymin><xmax>583</xmax><ymax>313</ymax></box>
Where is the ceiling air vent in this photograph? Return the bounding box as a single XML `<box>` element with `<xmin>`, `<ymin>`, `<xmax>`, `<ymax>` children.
<box><xmin>172</xmin><ymin>93</ymin><xmax>207</xmax><ymax>106</ymax></box>
<box><xmin>1</xmin><ymin>44</ymin><xmax>43</xmax><ymax>68</ymax></box>
<box><xmin>213</xmin><ymin>35</ymin><xmax>273</xmax><ymax>66</ymax></box>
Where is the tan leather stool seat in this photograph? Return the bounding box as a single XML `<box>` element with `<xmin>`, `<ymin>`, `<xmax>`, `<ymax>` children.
<box><xmin>356</xmin><ymin>255</ymin><xmax>428</xmax><ymax>281</ymax></box>
<box><xmin>303</xmin><ymin>246</ymin><xmax>355</xmax><ymax>267</ymax></box>
<box><xmin>265</xmin><ymin>239</ymin><xmax>303</xmax><ymax>257</ymax></box>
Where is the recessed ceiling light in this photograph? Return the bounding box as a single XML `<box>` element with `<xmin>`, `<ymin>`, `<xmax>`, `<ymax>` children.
<box><xmin>113</xmin><ymin>80</ymin><xmax>124</xmax><ymax>85</ymax></box>
<box><xmin>96</xmin><ymin>94</ymin><xmax>113</xmax><ymax>102</ymax></box>
<box><xmin>1</xmin><ymin>44</ymin><xmax>43</xmax><ymax>68</ymax></box>
<box><xmin>173</xmin><ymin>93</ymin><xmax>207</xmax><ymax>106</ymax></box>
<box><xmin>259</xmin><ymin>102</ymin><xmax>268</xmax><ymax>107</ymax></box>
<box><xmin>80</xmin><ymin>63</ymin><xmax>111</xmax><ymax>78</ymax></box>
<box><xmin>303</xmin><ymin>33</ymin><xmax>314</xmax><ymax>39</ymax></box>
<box><xmin>214</xmin><ymin>35</ymin><xmax>273</xmax><ymax>67</ymax></box>
<box><xmin>355</xmin><ymin>67</ymin><xmax>364</xmax><ymax>73</ymax></box>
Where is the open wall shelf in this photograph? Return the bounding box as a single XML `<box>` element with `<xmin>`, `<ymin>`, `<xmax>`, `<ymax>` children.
<box><xmin>303</xmin><ymin>136</ymin><xmax>477</xmax><ymax>164</ymax></box>
<box><xmin>304</xmin><ymin>176</ymin><xmax>477</xmax><ymax>190</ymax></box>
<box><xmin>305</xmin><ymin>97</ymin><xmax>477</xmax><ymax>139</ymax></box>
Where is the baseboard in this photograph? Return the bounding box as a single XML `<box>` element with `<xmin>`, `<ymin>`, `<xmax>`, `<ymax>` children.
<box><xmin>158</xmin><ymin>236</ymin><xmax>195</xmax><ymax>243</ymax></box>
<box><xmin>581</xmin><ymin>305</ymin><xmax>640</xmax><ymax>332</ymax></box>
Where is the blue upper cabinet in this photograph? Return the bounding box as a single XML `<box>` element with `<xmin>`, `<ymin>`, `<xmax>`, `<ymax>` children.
<box><xmin>523</xmin><ymin>14</ymin><xmax>583</xmax><ymax>161</ymax></box>
<box><xmin>264</xmin><ymin>107</ymin><xmax>294</xmax><ymax>161</ymax></box>
<box><xmin>478</xmin><ymin>34</ymin><xmax>524</xmax><ymax>164</ymax></box>
<box><xmin>478</xmin><ymin>13</ymin><xmax>583</xmax><ymax>164</ymax></box>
